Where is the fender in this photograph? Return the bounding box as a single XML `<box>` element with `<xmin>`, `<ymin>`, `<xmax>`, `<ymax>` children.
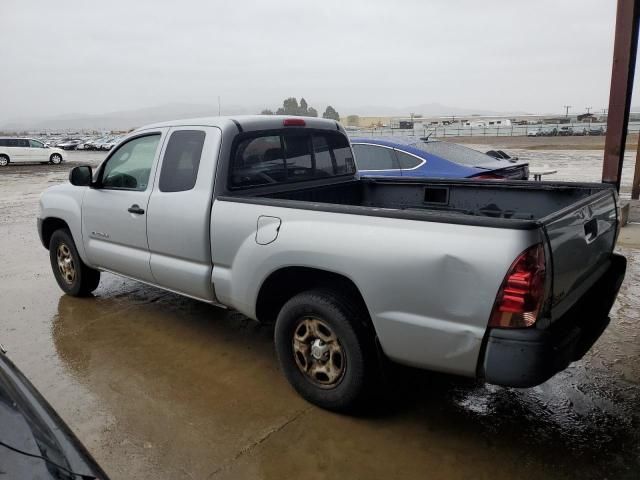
<box><xmin>39</xmin><ymin>184</ymin><xmax>93</xmax><ymax>267</ymax></box>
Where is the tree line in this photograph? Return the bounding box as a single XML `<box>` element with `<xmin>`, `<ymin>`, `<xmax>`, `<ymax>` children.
<box><xmin>261</xmin><ymin>97</ymin><xmax>340</xmax><ymax>121</ymax></box>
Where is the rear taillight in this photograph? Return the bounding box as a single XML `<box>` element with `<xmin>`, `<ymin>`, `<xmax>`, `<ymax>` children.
<box><xmin>473</xmin><ymin>173</ymin><xmax>505</xmax><ymax>180</ymax></box>
<box><xmin>283</xmin><ymin>118</ymin><xmax>306</xmax><ymax>126</ymax></box>
<box><xmin>489</xmin><ymin>244</ymin><xmax>546</xmax><ymax>328</ymax></box>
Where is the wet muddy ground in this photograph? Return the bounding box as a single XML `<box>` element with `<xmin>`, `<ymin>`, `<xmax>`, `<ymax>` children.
<box><xmin>0</xmin><ymin>152</ymin><xmax>639</xmax><ymax>479</ymax></box>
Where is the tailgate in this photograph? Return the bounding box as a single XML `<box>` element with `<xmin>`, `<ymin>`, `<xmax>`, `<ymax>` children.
<box><xmin>542</xmin><ymin>189</ymin><xmax>618</xmax><ymax>319</ymax></box>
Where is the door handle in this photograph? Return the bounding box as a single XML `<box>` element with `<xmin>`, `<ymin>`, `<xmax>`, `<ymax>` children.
<box><xmin>128</xmin><ymin>204</ymin><xmax>145</xmax><ymax>215</ymax></box>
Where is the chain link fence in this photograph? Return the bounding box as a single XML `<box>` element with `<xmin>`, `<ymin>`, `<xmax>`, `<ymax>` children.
<box><xmin>347</xmin><ymin>121</ymin><xmax>640</xmax><ymax>138</ymax></box>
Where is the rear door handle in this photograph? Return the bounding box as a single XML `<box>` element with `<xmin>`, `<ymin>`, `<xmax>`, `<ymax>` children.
<box><xmin>128</xmin><ymin>204</ymin><xmax>145</xmax><ymax>215</ymax></box>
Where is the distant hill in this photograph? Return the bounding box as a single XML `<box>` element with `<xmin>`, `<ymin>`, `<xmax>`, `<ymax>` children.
<box><xmin>1</xmin><ymin>101</ymin><xmax>536</xmax><ymax>131</ymax></box>
<box><xmin>1</xmin><ymin>103</ymin><xmax>257</xmax><ymax>131</ymax></box>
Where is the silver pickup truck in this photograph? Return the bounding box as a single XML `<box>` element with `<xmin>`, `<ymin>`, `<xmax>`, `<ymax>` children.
<box><xmin>38</xmin><ymin>116</ymin><xmax>626</xmax><ymax>411</ymax></box>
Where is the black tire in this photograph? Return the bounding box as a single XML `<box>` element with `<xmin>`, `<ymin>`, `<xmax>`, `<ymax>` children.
<box><xmin>0</xmin><ymin>155</ymin><xmax>9</xmax><ymax>167</ymax></box>
<box><xmin>49</xmin><ymin>153</ymin><xmax>63</xmax><ymax>164</ymax></box>
<box><xmin>274</xmin><ymin>289</ymin><xmax>379</xmax><ymax>411</ymax></box>
<box><xmin>49</xmin><ymin>229</ymin><xmax>100</xmax><ymax>296</ymax></box>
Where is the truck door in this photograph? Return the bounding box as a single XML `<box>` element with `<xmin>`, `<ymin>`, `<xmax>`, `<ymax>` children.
<box><xmin>146</xmin><ymin>126</ymin><xmax>221</xmax><ymax>301</ymax></box>
<box><xmin>81</xmin><ymin>131</ymin><xmax>165</xmax><ymax>283</ymax></box>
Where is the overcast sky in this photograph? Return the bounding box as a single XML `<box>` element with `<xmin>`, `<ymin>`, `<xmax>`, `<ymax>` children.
<box><xmin>2</xmin><ymin>0</ymin><xmax>636</xmax><ymax>123</ymax></box>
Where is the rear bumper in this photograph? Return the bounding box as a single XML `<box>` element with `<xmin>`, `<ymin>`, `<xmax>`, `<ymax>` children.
<box><xmin>482</xmin><ymin>253</ymin><xmax>626</xmax><ymax>388</ymax></box>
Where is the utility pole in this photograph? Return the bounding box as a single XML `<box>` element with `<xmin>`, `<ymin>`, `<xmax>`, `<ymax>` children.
<box><xmin>585</xmin><ymin>106</ymin><xmax>592</xmax><ymax>114</ymax></box>
<box><xmin>563</xmin><ymin>105</ymin><xmax>572</xmax><ymax>118</ymax></box>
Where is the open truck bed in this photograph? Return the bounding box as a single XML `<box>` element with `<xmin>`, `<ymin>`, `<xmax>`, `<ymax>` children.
<box><xmin>243</xmin><ymin>177</ymin><xmax>615</xmax><ymax>228</ymax></box>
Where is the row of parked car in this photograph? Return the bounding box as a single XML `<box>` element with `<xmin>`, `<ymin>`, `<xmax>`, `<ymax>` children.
<box><xmin>53</xmin><ymin>136</ymin><xmax>124</xmax><ymax>151</ymax></box>
<box><xmin>0</xmin><ymin>134</ymin><xmax>123</xmax><ymax>166</ymax></box>
<box><xmin>527</xmin><ymin>125</ymin><xmax>606</xmax><ymax>137</ymax></box>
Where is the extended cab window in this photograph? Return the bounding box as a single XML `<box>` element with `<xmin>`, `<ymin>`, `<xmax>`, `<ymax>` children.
<box><xmin>159</xmin><ymin>130</ymin><xmax>205</xmax><ymax>192</ymax></box>
<box><xmin>101</xmin><ymin>134</ymin><xmax>160</xmax><ymax>191</ymax></box>
<box><xmin>230</xmin><ymin>131</ymin><xmax>355</xmax><ymax>189</ymax></box>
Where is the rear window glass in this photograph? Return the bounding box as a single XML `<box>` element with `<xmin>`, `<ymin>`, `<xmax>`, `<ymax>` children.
<box><xmin>283</xmin><ymin>135</ymin><xmax>313</xmax><ymax>173</ymax></box>
<box><xmin>159</xmin><ymin>130</ymin><xmax>205</xmax><ymax>192</ymax></box>
<box><xmin>414</xmin><ymin>141</ymin><xmax>496</xmax><ymax>166</ymax></box>
<box><xmin>230</xmin><ymin>131</ymin><xmax>355</xmax><ymax>188</ymax></box>
<box><xmin>328</xmin><ymin>133</ymin><xmax>354</xmax><ymax>174</ymax></box>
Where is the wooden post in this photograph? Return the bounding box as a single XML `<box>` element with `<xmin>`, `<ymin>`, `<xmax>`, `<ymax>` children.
<box><xmin>603</xmin><ymin>0</ymin><xmax>640</xmax><ymax>190</ymax></box>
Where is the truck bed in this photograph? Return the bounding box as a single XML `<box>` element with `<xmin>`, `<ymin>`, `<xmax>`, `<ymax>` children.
<box><xmin>230</xmin><ymin>177</ymin><xmax>615</xmax><ymax>229</ymax></box>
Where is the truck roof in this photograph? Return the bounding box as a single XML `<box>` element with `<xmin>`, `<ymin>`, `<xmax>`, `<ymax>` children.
<box><xmin>137</xmin><ymin>115</ymin><xmax>344</xmax><ymax>133</ymax></box>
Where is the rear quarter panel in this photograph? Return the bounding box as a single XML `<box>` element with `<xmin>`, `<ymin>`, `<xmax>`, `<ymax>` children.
<box><xmin>211</xmin><ymin>199</ymin><xmax>542</xmax><ymax>376</ymax></box>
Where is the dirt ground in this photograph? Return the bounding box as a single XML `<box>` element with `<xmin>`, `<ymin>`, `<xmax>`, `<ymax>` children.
<box><xmin>1</xmin><ymin>152</ymin><xmax>639</xmax><ymax>480</ymax></box>
<box><xmin>454</xmin><ymin>133</ymin><xmax>639</xmax><ymax>150</ymax></box>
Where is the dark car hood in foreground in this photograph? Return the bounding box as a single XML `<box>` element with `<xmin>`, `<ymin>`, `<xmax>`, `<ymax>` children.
<box><xmin>0</xmin><ymin>351</ymin><xmax>108</xmax><ymax>479</ymax></box>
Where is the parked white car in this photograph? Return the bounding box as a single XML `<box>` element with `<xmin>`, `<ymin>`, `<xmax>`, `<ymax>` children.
<box><xmin>103</xmin><ymin>136</ymin><xmax>123</xmax><ymax>151</ymax></box>
<box><xmin>0</xmin><ymin>138</ymin><xmax>64</xmax><ymax>166</ymax></box>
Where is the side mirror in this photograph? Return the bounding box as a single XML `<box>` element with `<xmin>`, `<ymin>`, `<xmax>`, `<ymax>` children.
<box><xmin>69</xmin><ymin>165</ymin><xmax>93</xmax><ymax>187</ymax></box>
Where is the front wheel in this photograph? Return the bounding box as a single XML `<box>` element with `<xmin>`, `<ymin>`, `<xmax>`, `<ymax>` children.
<box><xmin>49</xmin><ymin>229</ymin><xmax>100</xmax><ymax>296</ymax></box>
<box><xmin>274</xmin><ymin>289</ymin><xmax>379</xmax><ymax>411</ymax></box>
<box><xmin>49</xmin><ymin>153</ymin><xmax>63</xmax><ymax>164</ymax></box>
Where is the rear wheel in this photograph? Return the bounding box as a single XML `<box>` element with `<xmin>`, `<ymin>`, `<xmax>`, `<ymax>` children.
<box><xmin>49</xmin><ymin>229</ymin><xmax>100</xmax><ymax>296</ymax></box>
<box><xmin>49</xmin><ymin>153</ymin><xmax>62</xmax><ymax>164</ymax></box>
<box><xmin>274</xmin><ymin>289</ymin><xmax>379</xmax><ymax>411</ymax></box>
<box><xmin>0</xmin><ymin>155</ymin><xmax>9</xmax><ymax>166</ymax></box>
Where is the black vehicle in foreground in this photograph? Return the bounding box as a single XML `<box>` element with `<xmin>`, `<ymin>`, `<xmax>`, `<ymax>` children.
<box><xmin>0</xmin><ymin>346</ymin><xmax>109</xmax><ymax>479</ymax></box>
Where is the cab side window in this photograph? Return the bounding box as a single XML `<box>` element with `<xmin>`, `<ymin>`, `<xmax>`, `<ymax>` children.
<box><xmin>101</xmin><ymin>134</ymin><xmax>161</xmax><ymax>191</ymax></box>
<box><xmin>29</xmin><ymin>139</ymin><xmax>44</xmax><ymax>148</ymax></box>
<box><xmin>159</xmin><ymin>130</ymin><xmax>206</xmax><ymax>192</ymax></box>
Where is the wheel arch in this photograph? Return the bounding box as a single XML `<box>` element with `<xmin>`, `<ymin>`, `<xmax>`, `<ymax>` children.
<box><xmin>255</xmin><ymin>266</ymin><xmax>373</xmax><ymax>330</ymax></box>
<box><xmin>40</xmin><ymin>217</ymin><xmax>71</xmax><ymax>250</ymax></box>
